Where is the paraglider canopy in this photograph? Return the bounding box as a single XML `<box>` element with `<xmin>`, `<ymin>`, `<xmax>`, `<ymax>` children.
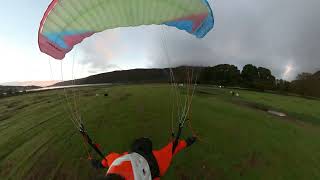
<box><xmin>38</xmin><ymin>0</ymin><xmax>214</xmax><ymax>60</ymax></box>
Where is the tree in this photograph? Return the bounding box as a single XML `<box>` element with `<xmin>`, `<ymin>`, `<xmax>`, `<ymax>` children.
<box><xmin>199</xmin><ymin>67</ymin><xmax>213</xmax><ymax>83</ymax></box>
<box><xmin>241</xmin><ymin>65</ymin><xmax>276</xmax><ymax>90</ymax></box>
<box><xmin>296</xmin><ymin>72</ymin><xmax>312</xmax><ymax>81</ymax></box>
<box><xmin>211</xmin><ymin>64</ymin><xmax>241</xmax><ymax>85</ymax></box>
<box><xmin>256</xmin><ymin>67</ymin><xmax>276</xmax><ymax>90</ymax></box>
<box><xmin>276</xmin><ymin>79</ymin><xmax>291</xmax><ymax>92</ymax></box>
<box><xmin>199</xmin><ymin>64</ymin><xmax>241</xmax><ymax>85</ymax></box>
<box><xmin>241</xmin><ymin>64</ymin><xmax>259</xmax><ymax>88</ymax></box>
<box><xmin>258</xmin><ymin>67</ymin><xmax>274</xmax><ymax>80</ymax></box>
<box><xmin>291</xmin><ymin>72</ymin><xmax>320</xmax><ymax>97</ymax></box>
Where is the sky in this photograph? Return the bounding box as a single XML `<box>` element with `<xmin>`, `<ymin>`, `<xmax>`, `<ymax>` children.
<box><xmin>1</xmin><ymin>0</ymin><xmax>320</xmax><ymax>85</ymax></box>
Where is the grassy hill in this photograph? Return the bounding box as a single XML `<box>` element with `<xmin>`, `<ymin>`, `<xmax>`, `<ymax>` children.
<box><xmin>1</xmin><ymin>84</ymin><xmax>320</xmax><ymax>179</ymax></box>
<box><xmin>53</xmin><ymin>67</ymin><xmax>202</xmax><ymax>87</ymax></box>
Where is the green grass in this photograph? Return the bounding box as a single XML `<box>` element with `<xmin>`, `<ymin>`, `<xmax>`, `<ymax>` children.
<box><xmin>1</xmin><ymin>84</ymin><xmax>320</xmax><ymax>179</ymax></box>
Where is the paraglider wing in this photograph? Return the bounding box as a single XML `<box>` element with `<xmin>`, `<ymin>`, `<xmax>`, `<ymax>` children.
<box><xmin>38</xmin><ymin>0</ymin><xmax>214</xmax><ymax>60</ymax></box>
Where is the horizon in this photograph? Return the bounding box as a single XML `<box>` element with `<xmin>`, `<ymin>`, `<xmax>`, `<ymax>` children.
<box><xmin>0</xmin><ymin>63</ymin><xmax>308</xmax><ymax>87</ymax></box>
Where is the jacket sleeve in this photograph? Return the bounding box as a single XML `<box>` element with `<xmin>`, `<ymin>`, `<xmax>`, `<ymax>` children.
<box><xmin>101</xmin><ymin>152</ymin><xmax>128</xmax><ymax>168</ymax></box>
<box><xmin>172</xmin><ymin>140</ymin><xmax>187</xmax><ymax>156</ymax></box>
<box><xmin>153</xmin><ymin>140</ymin><xmax>187</xmax><ymax>176</ymax></box>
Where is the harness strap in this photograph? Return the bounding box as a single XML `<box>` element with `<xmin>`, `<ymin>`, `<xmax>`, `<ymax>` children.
<box><xmin>79</xmin><ymin>124</ymin><xmax>108</xmax><ymax>162</ymax></box>
<box><xmin>172</xmin><ymin>123</ymin><xmax>183</xmax><ymax>154</ymax></box>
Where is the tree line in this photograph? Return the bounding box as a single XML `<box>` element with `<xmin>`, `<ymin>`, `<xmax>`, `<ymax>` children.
<box><xmin>198</xmin><ymin>64</ymin><xmax>276</xmax><ymax>91</ymax></box>
<box><xmin>197</xmin><ymin>64</ymin><xmax>320</xmax><ymax>98</ymax></box>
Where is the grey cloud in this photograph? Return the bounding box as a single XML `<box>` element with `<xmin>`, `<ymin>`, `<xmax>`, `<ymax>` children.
<box><xmin>78</xmin><ymin>0</ymin><xmax>320</xmax><ymax>81</ymax></box>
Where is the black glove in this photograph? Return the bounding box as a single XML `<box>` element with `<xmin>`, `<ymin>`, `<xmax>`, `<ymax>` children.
<box><xmin>186</xmin><ymin>136</ymin><xmax>197</xmax><ymax>147</ymax></box>
<box><xmin>91</xmin><ymin>159</ymin><xmax>104</xmax><ymax>169</ymax></box>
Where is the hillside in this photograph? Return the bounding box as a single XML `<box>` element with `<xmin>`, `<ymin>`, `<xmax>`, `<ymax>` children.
<box><xmin>53</xmin><ymin>67</ymin><xmax>203</xmax><ymax>86</ymax></box>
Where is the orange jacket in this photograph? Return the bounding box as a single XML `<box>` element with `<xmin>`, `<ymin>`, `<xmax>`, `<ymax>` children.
<box><xmin>101</xmin><ymin>140</ymin><xmax>187</xmax><ymax>180</ymax></box>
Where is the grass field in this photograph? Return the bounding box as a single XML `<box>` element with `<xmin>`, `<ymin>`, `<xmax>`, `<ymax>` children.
<box><xmin>1</xmin><ymin>84</ymin><xmax>320</xmax><ymax>180</ymax></box>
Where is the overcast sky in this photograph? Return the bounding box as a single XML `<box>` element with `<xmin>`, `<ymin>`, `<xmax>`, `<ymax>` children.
<box><xmin>1</xmin><ymin>0</ymin><xmax>319</xmax><ymax>85</ymax></box>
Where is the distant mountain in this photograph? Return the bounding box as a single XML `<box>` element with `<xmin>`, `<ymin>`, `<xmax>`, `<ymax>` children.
<box><xmin>53</xmin><ymin>67</ymin><xmax>202</xmax><ymax>86</ymax></box>
<box><xmin>1</xmin><ymin>81</ymin><xmax>60</xmax><ymax>87</ymax></box>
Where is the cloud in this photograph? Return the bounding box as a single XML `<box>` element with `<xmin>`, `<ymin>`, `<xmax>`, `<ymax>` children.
<box><xmin>76</xmin><ymin>0</ymin><xmax>320</xmax><ymax>81</ymax></box>
<box><xmin>77</xmin><ymin>30</ymin><xmax>121</xmax><ymax>72</ymax></box>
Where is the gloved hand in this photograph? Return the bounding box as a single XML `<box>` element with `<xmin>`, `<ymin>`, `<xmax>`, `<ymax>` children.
<box><xmin>186</xmin><ymin>136</ymin><xmax>197</xmax><ymax>147</ymax></box>
<box><xmin>91</xmin><ymin>159</ymin><xmax>104</xmax><ymax>169</ymax></box>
